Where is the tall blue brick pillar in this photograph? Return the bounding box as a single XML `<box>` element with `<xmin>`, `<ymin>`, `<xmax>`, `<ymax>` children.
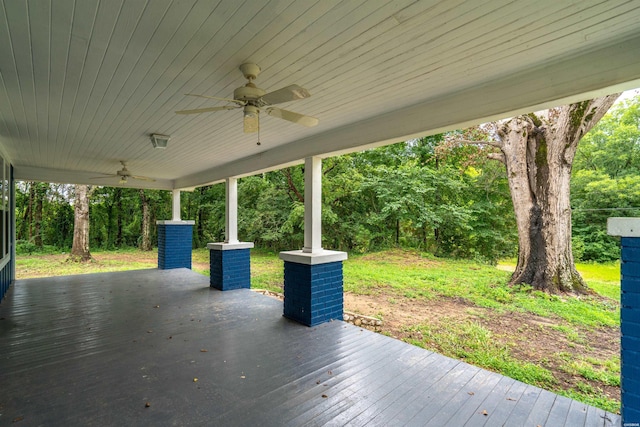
<box><xmin>157</xmin><ymin>220</ymin><xmax>195</xmax><ymax>269</ymax></box>
<box><xmin>608</xmin><ymin>217</ymin><xmax>640</xmax><ymax>424</ymax></box>
<box><xmin>279</xmin><ymin>250</ymin><xmax>348</xmax><ymax>327</ymax></box>
<box><xmin>208</xmin><ymin>242</ymin><xmax>254</xmax><ymax>290</ymax></box>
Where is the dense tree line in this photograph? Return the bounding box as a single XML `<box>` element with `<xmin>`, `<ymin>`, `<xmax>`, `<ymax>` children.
<box><xmin>14</xmin><ymin>96</ymin><xmax>640</xmax><ymax>264</ymax></box>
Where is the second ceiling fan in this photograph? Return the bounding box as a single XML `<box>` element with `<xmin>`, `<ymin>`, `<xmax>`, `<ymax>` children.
<box><xmin>176</xmin><ymin>63</ymin><xmax>319</xmax><ymax>133</ymax></box>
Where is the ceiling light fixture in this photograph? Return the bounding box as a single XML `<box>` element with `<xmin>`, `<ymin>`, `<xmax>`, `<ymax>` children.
<box><xmin>150</xmin><ymin>133</ymin><xmax>170</xmax><ymax>149</ymax></box>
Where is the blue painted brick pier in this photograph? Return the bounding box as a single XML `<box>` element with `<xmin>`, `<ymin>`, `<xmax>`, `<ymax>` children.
<box><xmin>210</xmin><ymin>248</ymin><xmax>251</xmax><ymax>290</ymax></box>
<box><xmin>283</xmin><ymin>260</ymin><xmax>344</xmax><ymax>327</ymax></box>
<box><xmin>157</xmin><ymin>221</ymin><xmax>194</xmax><ymax>270</ymax></box>
<box><xmin>207</xmin><ymin>242</ymin><xmax>254</xmax><ymax>291</ymax></box>
<box><xmin>622</xmin><ymin>237</ymin><xmax>640</xmax><ymax>423</ymax></box>
<box><xmin>608</xmin><ymin>217</ymin><xmax>640</xmax><ymax>424</ymax></box>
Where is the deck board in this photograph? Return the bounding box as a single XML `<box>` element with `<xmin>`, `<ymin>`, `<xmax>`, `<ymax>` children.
<box><xmin>0</xmin><ymin>269</ymin><xmax>621</xmax><ymax>426</ymax></box>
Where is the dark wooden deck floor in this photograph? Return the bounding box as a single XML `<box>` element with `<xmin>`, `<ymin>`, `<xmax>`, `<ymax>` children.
<box><xmin>0</xmin><ymin>269</ymin><xmax>620</xmax><ymax>426</ymax></box>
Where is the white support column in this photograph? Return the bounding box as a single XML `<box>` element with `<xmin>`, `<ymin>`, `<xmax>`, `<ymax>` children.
<box><xmin>225</xmin><ymin>177</ymin><xmax>239</xmax><ymax>244</ymax></box>
<box><xmin>171</xmin><ymin>189</ymin><xmax>181</xmax><ymax>221</ymax></box>
<box><xmin>303</xmin><ymin>156</ymin><xmax>323</xmax><ymax>253</ymax></box>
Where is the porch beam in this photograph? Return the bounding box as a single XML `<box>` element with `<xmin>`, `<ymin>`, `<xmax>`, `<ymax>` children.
<box><xmin>303</xmin><ymin>157</ymin><xmax>322</xmax><ymax>253</ymax></box>
<box><xmin>225</xmin><ymin>178</ymin><xmax>239</xmax><ymax>244</ymax></box>
<box><xmin>172</xmin><ymin>189</ymin><xmax>181</xmax><ymax>221</ymax></box>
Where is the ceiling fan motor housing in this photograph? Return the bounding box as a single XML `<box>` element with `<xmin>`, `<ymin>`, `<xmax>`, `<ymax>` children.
<box><xmin>234</xmin><ymin>84</ymin><xmax>266</xmax><ymax>102</ymax></box>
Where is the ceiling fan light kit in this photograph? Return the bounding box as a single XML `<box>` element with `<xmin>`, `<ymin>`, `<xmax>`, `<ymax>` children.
<box><xmin>176</xmin><ymin>63</ymin><xmax>318</xmax><ymax>134</ymax></box>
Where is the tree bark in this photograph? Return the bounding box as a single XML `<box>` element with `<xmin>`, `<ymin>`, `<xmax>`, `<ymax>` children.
<box><xmin>283</xmin><ymin>167</ymin><xmax>304</xmax><ymax>202</ymax></box>
<box><xmin>495</xmin><ymin>95</ymin><xmax>619</xmax><ymax>293</ymax></box>
<box><xmin>24</xmin><ymin>182</ymin><xmax>35</xmax><ymax>241</ymax></box>
<box><xmin>115</xmin><ymin>187</ymin><xmax>123</xmax><ymax>247</ymax></box>
<box><xmin>70</xmin><ymin>184</ymin><xmax>92</xmax><ymax>262</ymax></box>
<box><xmin>139</xmin><ymin>189</ymin><xmax>152</xmax><ymax>251</ymax></box>
<box><xmin>33</xmin><ymin>182</ymin><xmax>48</xmax><ymax>247</ymax></box>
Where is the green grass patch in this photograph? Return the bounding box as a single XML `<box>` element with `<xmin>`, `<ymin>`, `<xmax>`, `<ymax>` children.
<box><xmin>557</xmin><ymin>385</ymin><xmax>620</xmax><ymax>414</ymax></box>
<box><xmin>249</xmin><ymin>249</ymin><xmax>284</xmax><ymax>293</ymax></box>
<box><xmin>16</xmin><ymin>249</ymin><xmax>158</xmax><ymax>278</ymax></box>
<box><xmin>346</xmin><ymin>250</ymin><xmax>619</xmax><ymax>328</ymax></box>
<box><xmin>557</xmin><ymin>352</ymin><xmax>620</xmax><ymax>387</ymax></box>
<box><xmin>406</xmin><ymin>319</ymin><xmax>556</xmax><ymax>388</ymax></box>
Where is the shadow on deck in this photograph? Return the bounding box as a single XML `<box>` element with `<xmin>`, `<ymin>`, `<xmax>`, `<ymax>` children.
<box><xmin>0</xmin><ymin>269</ymin><xmax>620</xmax><ymax>426</ymax></box>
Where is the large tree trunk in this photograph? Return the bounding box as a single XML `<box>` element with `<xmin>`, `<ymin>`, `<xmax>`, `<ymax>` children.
<box><xmin>115</xmin><ymin>188</ymin><xmax>123</xmax><ymax>247</ymax></box>
<box><xmin>33</xmin><ymin>183</ymin><xmax>47</xmax><ymax>248</ymax></box>
<box><xmin>139</xmin><ymin>189</ymin><xmax>152</xmax><ymax>251</ymax></box>
<box><xmin>24</xmin><ymin>182</ymin><xmax>35</xmax><ymax>241</ymax></box>
<box><xmin>70</xmin><ymin>184</ymin><xmax>92</xmax><ymax>262</ymax></box>
<box><xmin>495</xmin><ymin>96</ymin><xmax>619</xmax><ymax>293</ymax></box>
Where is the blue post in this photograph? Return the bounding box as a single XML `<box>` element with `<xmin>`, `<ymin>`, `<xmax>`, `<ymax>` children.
<box><xmin>208</xmin><ymin>242</ymin><xmax>254</xmax><ymax>290</ymax></box>
<box><xmin>157</xmin><ymin>220</ymin><xmax>194</xmax><ymax>270</ymax></box>
<box><xmin>608</xmin><ymin>218</ymin><xmax>640</xmax><ymax>423</ymax></box>
<box><xmin>279</xmin><ymin>250</ymin><xmax>348</xmax><ymax>327</ymax></box>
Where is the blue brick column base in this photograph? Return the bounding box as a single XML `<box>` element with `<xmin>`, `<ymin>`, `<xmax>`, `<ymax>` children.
<box><xmin>280</xmin><ymin>250</ymin><xmax>348</xmax><ymax>327</ymax></box>
<box><xmin>608</xmin><ymin>218</ymin><xmax>640</xmax><ymax>425</ymax></box>
<box><xmin>621</xmin><ymin>237</ymin><xmax>640</xmax><ymax>424</ymax></box>
<box><xmin>207</xmin><ymin>242</ymin><xmax>254</xmax><ymax>290</ymax></box>
<box><xmin>157</xmin><ymin>221</ymin><xmax>194</xmax><ymax>270</ymax></box>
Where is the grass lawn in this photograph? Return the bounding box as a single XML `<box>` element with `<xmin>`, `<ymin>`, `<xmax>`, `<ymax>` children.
<box><xmin>15</xmin><ymin>248</ymin><xmax>621</xmax><ymax>413</ymax></box>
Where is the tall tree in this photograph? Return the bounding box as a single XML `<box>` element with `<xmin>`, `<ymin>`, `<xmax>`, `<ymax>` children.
<box><xmin>70</xmin><ymin>184</ymin><xmax>92</xmax><ymax>262</ymax></box>
<box><xmin>460</xmin><ymin>95</ymin><xmax>620</xmax><ymax>293</ymax></box>
<box><xmin>33</xmin><ymin>182</ymin><xmax>48</xmax><ymax>247</ymax></box>
<box><xmin>139</xmin><ymin>189</ymin><xmax>152</xmax><ymax>251</ymax></box>
<box><xmin>571</xmin><ymin>94</ymin><xmax>640</xmax><ymax>262</ymax></box>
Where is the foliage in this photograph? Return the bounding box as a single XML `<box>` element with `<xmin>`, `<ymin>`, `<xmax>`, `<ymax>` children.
<box><xmin>13</xmin><ymin>96</ymin><xmax>639</xmax><ymax>264</ymax></box>
<box><xmin>571</xmin><ymin>95</ymin><xmax>640</xmax><ymax>262</ymax></box>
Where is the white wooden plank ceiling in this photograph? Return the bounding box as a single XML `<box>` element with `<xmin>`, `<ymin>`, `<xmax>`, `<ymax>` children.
<box><xmin>1</xmin><ymin>0</ymin><xmax>640</xmax><ymax>190</ymax></box>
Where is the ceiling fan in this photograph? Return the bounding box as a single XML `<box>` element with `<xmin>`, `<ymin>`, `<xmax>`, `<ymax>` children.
<box><xmin>91</xmin><ymin>161</ymin><xmax>155</xmax><ymax>185</ymax></box>
<box><xmin>176</xmin><ymin>63</ymin><xmax>319</xmax><ymax>133</ymax></box>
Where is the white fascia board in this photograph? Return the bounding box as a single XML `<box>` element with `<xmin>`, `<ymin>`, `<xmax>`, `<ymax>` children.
<box><xmin>175</xmin><ymin>34</ymin><xmax>640</xmax><ymax>189</ymax></box>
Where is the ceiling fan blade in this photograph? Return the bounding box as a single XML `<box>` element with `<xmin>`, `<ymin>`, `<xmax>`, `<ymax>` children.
<box><xmin>185</xmin><ymin>93</ymin><xmax>244</xmax><ymax>105</ymax></box>
<box><xmin>243</xmin><ymin>113</ymin><xmax>259</xmax><ymax>133</ymax></box>
<box><xmin>261</xmin><ymin>84</ymin><xmax>311</xmax><ymax>105</ymax></box>
<box><xmin>89</xmin><ymin>174</ymin><xmax>118</xmax><ymax>179</ymax></box>
<box><xmin>131</xmin><ymin>175</ymin><xmax>156</xmax><ymax>182</ymax></box>
<box><xmin>266</xmin><ymin>107</ymin><xmax>319</xmax><ymax>127</ymax></box>
<box><xmin>175</xmin><ymin>106</ymin><xmax>238</xmax><ymax>115</ymax></box>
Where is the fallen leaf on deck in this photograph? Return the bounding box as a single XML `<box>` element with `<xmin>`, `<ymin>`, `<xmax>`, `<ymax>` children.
<box><xmin>12</xmin><ymin>416</ymin><xmax>24</xmax><ymax>423</ymax></box>
<box><xmin>200</xmin><ymin>349</ymin><xmax>208</xmax><ymax>352</ymax></box>
<box><xmin>240</xmin><ymin>375</ymin><xmax>246</xmax><ymax>379</ymax></box>
<box><xmin>147</xmin><ymin>330</ymin><xmax>153</xmax><ymax>333</ymax></box>
<box><xmin>467</xmin><ymin>392</ymin><xmax>475</xmax><ymax>396</ymax></box>
<box><xmin>145</xmin><ymin>402</ymin><xmax>151</xmax><ymax>408</ymax></box>
<box><xmin>481</xmin><ymin>410</ymin><xmax>488</xmax><ymax>416</ymax></box>
<box><xmin>322</xmin><ymin>394</ymin><xmax>328</xmax><ymax>398</ymax></box>
<box><xmin>154</xmin><ymin>305</ymin><xmax>160</xmax><ymax>308</ymax></box>
<box><xmin>193</xmin><ymin>378</ymin><xmax>198</xmax><ymax>382</ymax></box>
<box><xmin>507</xmin><ymin>397</ymin><xmax>516</xmax><ymax>401</ymax></box>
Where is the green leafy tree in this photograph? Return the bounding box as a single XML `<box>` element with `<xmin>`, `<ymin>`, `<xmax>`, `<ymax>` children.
<box><xmin>571</xmin><ymin>94</ymin><xmax>640</xmax><ymax>261</ymax></box>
